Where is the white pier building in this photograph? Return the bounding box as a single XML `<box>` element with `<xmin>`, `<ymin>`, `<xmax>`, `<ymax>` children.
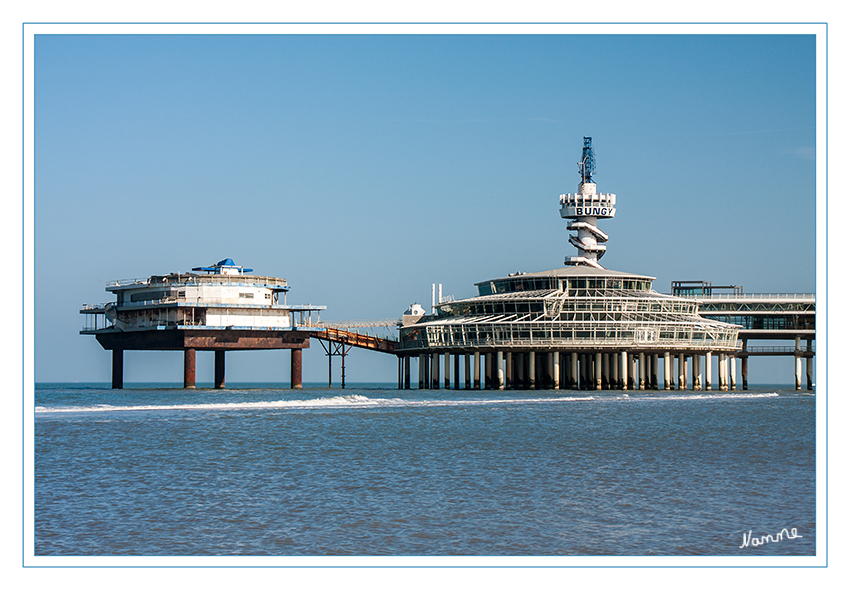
<box><xmin>396</xmin><ymin>138</ymin><xmax>741</xmax><ymax>391</ymax></box>
<box><xmin>81</xmin><ymin>259</ymin><xmax>325</xmax><ymax>388</ymax></box>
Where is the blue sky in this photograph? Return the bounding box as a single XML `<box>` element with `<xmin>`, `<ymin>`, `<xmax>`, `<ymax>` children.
<box><xmin>33</xmin><ymin>31</ymin><xmax>817</xmax><ymax>384</ymax></box>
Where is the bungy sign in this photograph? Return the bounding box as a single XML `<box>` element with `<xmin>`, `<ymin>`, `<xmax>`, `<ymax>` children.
<box><xmin>561</xmin><ymin>206</ymin><xmax>616</xmax><ymax>218</ymax></box>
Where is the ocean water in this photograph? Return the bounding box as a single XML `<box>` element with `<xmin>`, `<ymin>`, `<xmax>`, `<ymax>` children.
<box><xmin>33</xmin><ymin>383</ymin><xmax>816</xmax><ymax>557</ymax></box>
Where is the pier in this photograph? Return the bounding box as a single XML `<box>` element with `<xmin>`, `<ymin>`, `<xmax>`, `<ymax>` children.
<box><xmin>80</xmin><ymin>141</ymin><xmax>815</xmax><ymax>391</ymax></box>
<box><xmin>673</xmin><ymin>283</ymin><xmax>815</xmax><ymax>390</ymax></box>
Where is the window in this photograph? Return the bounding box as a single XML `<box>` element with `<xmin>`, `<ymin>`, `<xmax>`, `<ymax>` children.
<box><xmin>239</xmin><ymin>292</ymin><xmax>254</xmax><ymax>299</ymax></box>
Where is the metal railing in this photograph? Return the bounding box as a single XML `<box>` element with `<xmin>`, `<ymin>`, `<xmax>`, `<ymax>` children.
<box><xmin>106</xmin><ymin>278</ymin><xmax>150</xmax><ymax>288</ymax></box>
<box><xmin>106</xmin><ymin>274</ymin><xmax>289</xmax><ymax>289</ymax></box>
<box><xmin>317</xmin><ymin>319</ymin><xmax>400</xmax><ymax>328</ymax></box>
<box><xmin>742</xmin><ymin>345</ymin><xmax>816</xmax><ymax>355</ymax></box>
<box><xmin>677</xmin><ymin>293</ymin><xmax>815</xmax><ymax>300</ymax></box>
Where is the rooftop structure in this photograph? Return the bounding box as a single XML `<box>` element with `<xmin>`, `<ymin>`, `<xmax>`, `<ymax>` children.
<box><xmin>559</xmin><ymin>137</ymin><xmax>617</xmax><ymax>269</ymax></box>
<box><xmin>396</xmin><ymin>138</ymin><xmax>741</xmax><ymax>391</ymax></box>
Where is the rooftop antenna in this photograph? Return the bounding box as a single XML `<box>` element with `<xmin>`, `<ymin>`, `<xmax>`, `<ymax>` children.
<box><xmin>578</xmin><ymin>136</ymin><xmax>596</xmax><ymax>184</ymax></box>
<box><xmin>558</xmin><ymin>137</ymin><xmax>617</xmax><ymax>269</ymax></box>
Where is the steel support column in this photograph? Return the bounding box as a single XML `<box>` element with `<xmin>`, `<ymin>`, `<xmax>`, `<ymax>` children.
<box><xmin>111</xmin><ymin>349</ymin><xmax>123</xmax><ymax>390</ymax></box>
<box><xmin>290</xmin><ymin>348</ymin><xmax>302</xmax><ymax>390</ymax></box>
<box><xmin>183</xmin><ymin>348</ymin><xmax>196</xmax><ymax>389</ymax></box>
<box><xmin>215</xmin><ymin>350</ymin><xmax>226</xmax><ymax>389</ymax></box>
<box><xmin>404</xmin><ymin>356</ymin><xmax>411</xmax><ymax>389</ymax></box>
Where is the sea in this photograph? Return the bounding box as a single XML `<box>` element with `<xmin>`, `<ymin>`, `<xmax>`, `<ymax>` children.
<box><xmin>33</xmin><ymin>382</ymin><xmax>816</xmax><ymax>557</ymax></box>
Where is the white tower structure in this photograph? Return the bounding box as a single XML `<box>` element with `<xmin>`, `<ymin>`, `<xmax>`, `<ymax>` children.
<box><xmin>559</xmin><ymin>137</ymin><xmax>617</xmax><ymax>269</ymax></box>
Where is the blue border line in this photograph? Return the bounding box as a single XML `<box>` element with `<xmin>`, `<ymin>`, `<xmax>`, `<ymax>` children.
<box><xmin>823</xmin><ymin>22</ymin><xmax>828</xmax><ymax>569</ymax></box>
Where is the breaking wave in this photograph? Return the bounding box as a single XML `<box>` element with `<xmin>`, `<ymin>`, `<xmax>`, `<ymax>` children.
<box><xmin>34</xmin><ymin>391</ymin><xmax>779</xmax><ymax>414</ymax></box>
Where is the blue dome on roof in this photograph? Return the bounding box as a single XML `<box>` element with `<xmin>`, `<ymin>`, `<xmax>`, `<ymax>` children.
<box><xmin>191</xmin><ymin>259</ymin><xmax>253</xmax><ymax>274</ymax></box>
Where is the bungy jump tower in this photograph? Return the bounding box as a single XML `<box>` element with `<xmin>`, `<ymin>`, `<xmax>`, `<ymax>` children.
<box><xmin>396</xmin><ymin>138</ymin><xmax>742</xmax><ymax>391</ymax></box>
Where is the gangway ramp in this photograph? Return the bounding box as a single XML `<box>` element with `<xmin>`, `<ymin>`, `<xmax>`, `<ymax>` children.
<box><xmin>307</xmin><ymin>321</ymin><xmax>399</xmax><ymax>388</ymax></box>
<box><xmin>308</xmin><ymin>324</ymin><xmax>398</xmax><ymax>354</ymax></box>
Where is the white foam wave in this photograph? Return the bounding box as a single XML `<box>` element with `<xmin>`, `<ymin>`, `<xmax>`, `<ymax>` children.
<box><xmin>33</xmin><ymin>391</ymin><xmax>779</xmax><ymax>414</ymax></box>
<box><xmin>34</xmin><ymin>394</ymin><xmax>596</xmax><ymax>414</ymax></box>
<box><xmin>637</xmin><ymin>392</ymin><xmax>780</xmax><ymax>401</ymax></box>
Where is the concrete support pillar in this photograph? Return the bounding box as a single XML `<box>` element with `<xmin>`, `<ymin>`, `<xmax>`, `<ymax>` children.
<box><xmin>649</xmin><ymin>354</ymin><xmax>657</xmax><ymax>390</ymax></box>
<box><xmin>620</xmin><ymin>351</ymin><xmax>627</xmax><ymax>390</ymax></box>
<box><xmin>513</xmin><ymin>352</ymin><xmax>526</xmax><ymax>389</ymax></box>
<box><xmin>571</xmin><ymin>352</ymin><xmax>579</xmax><ymax>390</ymax></box>
<box><xmin>453</xmin><ymin>354</ymin><xmax>460</xmax><ymax>390</ymax></box>
<box><xmin>693</xmin><ymin>354</ymin><xmax>702</xmax><ymax>391</ymax></box>
<box><xmin>215</xmin><ymin>350</ymin><xmax>226</xmax><ymax>389</ymax></box>
<box><xmin>578</xmin><ymin>354</ymin><xmax>586</xmax><ymax>390</ymax></box>
<box><xmin>552</xmin><ymin>350</ymin><xmax>561</xmax><ymax>389</ymax></box>
<box><xmin>465</xmin><ymin>354</ymin><xmax>471</xmax><ymax>390</ymax></box>
<box><xmin>505</xmin><ymin>352</ymin><xmax>512</xmax><ymax>390</ymax></box>
<box><xmin>742</xmin><ymin>356</ymin><xmax>748</xmax><ymax>391</ymax></box>
<box><xmin>183</xmin><ymin>348</ymin><xmax>196</xmax><ymax>389</ymax></box>
<box><xmin>806</xmin><ymin>339</ymin><xmax>813</xmax><ymax>390</ymax></box>
<box><xmin>730</xmin><ymin>354</ymin><xmax>737</xmax><ymax>390</ymax></box>
<box><xmin>678</xmin><ymin>353</ymin><xmax>686</xmax><ymax>390</ymax></box>
<box><xmin>795</xmin><ymin>356</ymin><xmax>802</xmax><ymax>391</ymax></box>
<box><xmin>625</xmin><ymin>354</ymin><xmax>633</xmax><ymax>390</ymax></box>
<box><xmin>432</xmin><ymin>353</ymin><xmax>440</xmax><ymax>389</ymax></box>
<box><xmin>594</xmin><ymin>352</ymin><xmax>602</xmax><ymax>390</ymax></box>
<box><xmin>404</xmin><ymin>356</ymin><xmax>411</xmax><ymax>389</ymax></box>
<box><xmin>445</xmin><ymin>353</ymin><xmax>451</xmax><ymax>390</ymax></box>
<box><xmin>529</xmin><ymin>351</ymin><xmax>537</xmax><ymax>389</ymax></box>
<box><xmin>111</xmin><ymin>349</ymin><xmax>123</xmax><ymax>390</ymax></box>
<box><xmin>638</xmin><ymin>352</ymin><xmax>645</xmax><ymax>390</ymax></box>
<box><xmin>795</xmin><ymin>337</ymin><xmax>802</xmax><ymax>390</ymax></box>
<box><xmin>418</xmin><ymin>354</ymin><xmax>426</xmax><ymax>389</ymax></box>
<box><xmin>547</xmin><ymin>352</ymin><xmax>555</xmax><ymax>390</ymax></box>
<box><xmin>473</xmin><ymin>352</ymin><xmax>481</xmax><ymax>389</ymax></box>
<box><xmin>483</xmin><ymin>353</ymin><xmax>491</xmax><ymax>389</ymax></box>
<box><xmin>496</xmin><ymin>351</ymin><xmax>504</xmax><ymax>390</ymax></box>
<box><xmin>705</xmin><ymin>351</ymin><xmax>713</xmax><ymax>391</ymax></box>
<box><xmin>663</xmin><ymin>351</ymin><xmax>670</xmax><ymax>390</ymax></box>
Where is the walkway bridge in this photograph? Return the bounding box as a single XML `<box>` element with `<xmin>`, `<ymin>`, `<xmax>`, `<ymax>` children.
<box><xmin>308</xmin><ymin>322</ymin><xmax>398</xmax><ymax>354</ymax></box>
<box><xmin>308</xmin><ymin>321</ymin><xmax>399</xmax><ymax>388</ymax></box>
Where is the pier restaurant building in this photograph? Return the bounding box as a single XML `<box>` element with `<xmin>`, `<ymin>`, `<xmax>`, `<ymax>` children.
<box><xmin>80</xmin><ymin>259</ymin><xmax>324</xmax><ymax>388</ymax></box>
<box><xmin>396</xmin><ymin>138</ymin><xmax>741</xmax><ymax>391</ymax></box>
